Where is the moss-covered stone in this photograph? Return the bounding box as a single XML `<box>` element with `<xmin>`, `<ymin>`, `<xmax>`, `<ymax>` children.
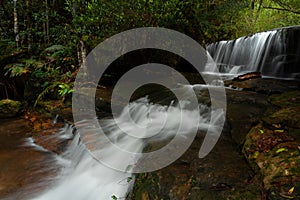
<box><xmin>0</xmin><ymin>99</ymin><xmax>21</xmax><ymax>118</ymax></box>
<box><xmin>269</xmin><ymin>91</ymin><xmax>300</xmax><ymax>108</ymax></box>
<box><xmin>263</xmin><ymin>107</ymin><xmax>300</xmax><ymax>129</ymax></box>
<box><xmin>243</xmin><ymin>90</ymin><xmax>300</xmax><ymax>199</ymax></box>
<box><xmin>130</xmin><ymin>173</ymin><xmax>160</xmax><ymax>200</ymax></box>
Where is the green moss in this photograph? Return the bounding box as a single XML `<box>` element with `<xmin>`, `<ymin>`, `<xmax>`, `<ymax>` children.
<box><xmin>130</xmin><ymin>173</ymin><xmax>160</xmax><ymax>200</ymax></box>
<box><xmin>269</xmin><ymin>91</ymin><xmax>300</xmax><ymax>108</ymax></box>
<box><xmin>243</xmin><ymin>90</ymin><xmax>300</xmax><ymax>198</ymax></box>
<box><xmin>0</xmin><ymin>99</ymin><xmax>21</xmax><ymax>118</ymax></box>
<box><xmin>263</xmin><ymin>107</ymin><xmax>300</xmax><ymax>128</ymax></box>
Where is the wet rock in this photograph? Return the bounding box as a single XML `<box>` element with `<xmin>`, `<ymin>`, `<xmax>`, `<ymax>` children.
<box><xmin>131</xmin><ymin>133</ymin><xmax>263</xmax><ymax>200</ymax></box>
<box><xmin>225</xmin><ymin>78</ymin><xmax>300</xmax><ymax>95</ymax></box>
<box><xmin>0</xmin><ymin>119</ymin><xmax>59</xmax><ymax>199</ymax></box>
<box><xmin>232</xmin><ymin>72</ymin><xmax>261</xmax><ymax>81</ymax></box>
<box><xmin>23</xmin><ymin>111</ymin><xmax>69</xmax><ymax>154</ymax></box>
<box><xmin>196</xmin><ymin>87</ymin><xmax>268</xmax><ymax>145</ymax></box>
<box><xmin>226</xmin><ymin>89</ymin><xmax>269</xmax><ymax>144</ymax></box>
<box><xmin>0</xmin><ymin>99</ymin><xmax>21</xmax><ymax>118</ymax></box>
<box><xmin>243</xmin><ymin>91</ymin><xmax>300</xmax><ymax>199</ymax></box>
<box><xmin>269</xmin><ymin>91</ymin><xmax>300</xmax><ymax>108</ymax></box>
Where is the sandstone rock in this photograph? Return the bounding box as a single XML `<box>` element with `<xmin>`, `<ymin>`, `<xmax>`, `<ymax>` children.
<box><xmin>232</xmin><ymin>72</ymin><xmax>261</xmax><ymax>81</ymax></box>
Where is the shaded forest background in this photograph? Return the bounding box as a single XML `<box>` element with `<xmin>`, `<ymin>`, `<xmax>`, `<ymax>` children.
<box><xmin>0</xmin><ymin>0</ymin><xmax>299</xmax><ymax>106</ymax></box>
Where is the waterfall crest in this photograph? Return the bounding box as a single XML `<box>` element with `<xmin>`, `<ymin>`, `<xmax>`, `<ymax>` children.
<box><xmin>207</xmin><ymin>26</ymin><xmax>300</xmax><ymax>79</ymax></box>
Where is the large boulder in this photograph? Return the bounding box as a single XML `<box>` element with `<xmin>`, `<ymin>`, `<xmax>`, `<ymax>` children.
<box><xmin>0</xmin><ymin>99</ymin><xmax>21</xmax><ymax>118</ymax></box>
<box><xmin>243</xmin><ymin>91</ymin><xmax>300</xmax><ymax>199</ymax></box>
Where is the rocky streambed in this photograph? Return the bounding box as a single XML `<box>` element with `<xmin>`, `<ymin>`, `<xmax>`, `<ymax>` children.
<box><xmin>0</xmin><ymin>77</ymin><xmax>299</xmax><ymax>200</ymax></box>
<box><xmin>131</xmin><ymin>77</ymin><xmax>300</xmax><ymax>200</ymax></box>
<box><xmin>0</xmin><ymin>117</ymin><xmax>66</xmax><ymax>200</ymax></box>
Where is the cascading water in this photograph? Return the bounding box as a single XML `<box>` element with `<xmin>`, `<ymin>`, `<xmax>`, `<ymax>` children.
<box><xmin>32</xmin><ymin>84</ymin><xmax>224</xmax><ymax>200</ymax></box>
<box><xmin>207</xmin><ymin>26</ymin><xmax>300</xmax><ymax>79</ymax></box>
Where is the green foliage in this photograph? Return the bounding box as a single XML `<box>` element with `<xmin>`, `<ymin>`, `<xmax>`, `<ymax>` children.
<box><xmin>235</xmin><ymin>0</ymin><xmax>300</xmax><ymax>36</ymax></box>
<box><xmin>4</xmin><ymin>63</ymin><xmax>27</xmax><ymax>77</ymax></box>
<box><xmin>1</xmin><ymin>0</ymin><xmax>299</xmax><ymax>108</ymax></box>
<box><xmin>15</xmin><ymin>45</ymin><xmax>76</xmax><ymax>106</ymax></box>
<box><xmin>33</xmin><ymin>81</ymin><xmax>73</xmax><ymax>108</ymax></box>
<box><xmin>33</xmin><ymin>81</ymin><xmax>59</xmax><ymax>108</ymax></box>
<box><xmin>4</xmin><ymin>58</ymin><xmax>44</xmax><ymax>77</ymax></box>
<box><xmin>58</xmin><ymin>83</ymin><xmax>74</xmax><ymax>96</ymax></box>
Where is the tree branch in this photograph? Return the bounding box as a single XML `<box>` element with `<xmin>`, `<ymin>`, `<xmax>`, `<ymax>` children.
<box><xmin>263</xmin><ymin>6</ymin><xmax>300</xmax><ymax>15</ymax></box>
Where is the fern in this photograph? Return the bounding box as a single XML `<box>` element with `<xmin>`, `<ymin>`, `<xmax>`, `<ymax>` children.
<box><xmin>33</xmin><ymin>82</ymin><xmax>59</xmax><ymax>108</ymax></box>
<box><xmin>33</xmin><ymin>81</ymin><xmax>73</xmax><ymax>108</ymax></box>
<box><xmin>4</xmin><ymin>63</ymin><xmax>27</xmax><ymax>77</ymax></box>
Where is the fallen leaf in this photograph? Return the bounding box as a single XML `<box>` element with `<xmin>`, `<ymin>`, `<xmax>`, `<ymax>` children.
<box><xmin>288</xmin><ymin>187</ymin><xmax>294</xmax><ymax>194</ymax></box>
<box><xmin>276</xmin><ymin>148</ymin><xmax>288</xmax><ymax>154</ymax></box>
<box><xmin>274</xmin><ymin>130</ymin><xmax>284</xmax><ymax>133</ymax></box>
<box><xmin>259</xmin><ymin>129</ymin><xmax>264</xmax><ymax>134</ymax></box>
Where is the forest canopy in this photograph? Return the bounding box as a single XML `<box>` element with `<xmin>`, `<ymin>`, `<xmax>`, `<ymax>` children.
<box><xmin>0</xmin><ymin>0</ymin><xmax>299</xmax><ymax>104</ymax></box>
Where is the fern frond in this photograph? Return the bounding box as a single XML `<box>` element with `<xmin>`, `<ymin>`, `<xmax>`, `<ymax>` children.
<box><xmin>33</xmin><ymin>82</ymin><xmax>59</xmax><ymax>108</ymax></box>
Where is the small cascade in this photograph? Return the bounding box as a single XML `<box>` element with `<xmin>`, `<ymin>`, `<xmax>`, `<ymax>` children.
<box><xmin>207</xmin><ymin>26</ymin><xmax>300</xmax><ymax>79</ymax></box>
<box><xmin>32</xmin><ymin>82</ymin><xmax>226</xmax><ymax>200</ymax></box>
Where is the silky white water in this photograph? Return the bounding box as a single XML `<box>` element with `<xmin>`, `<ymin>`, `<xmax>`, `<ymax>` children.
<box><xmin>206</xmin><ymin>28</ymin><xmax>300</xmax><ymax>79</ymax></box>
<box><xmin>33</xmin><ymin>85</ymin><xmax>223</xmax><ymax>200</ymax></box>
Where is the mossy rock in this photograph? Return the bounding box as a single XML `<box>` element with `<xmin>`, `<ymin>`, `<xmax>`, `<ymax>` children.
<box><xmin>263</xmin><ymin>107</ymin><xmax>300</xmax><ymax>129</ymax></box>
<box><xmin>0</xmin><ymin>99</ymin><xmax>21</xmax><ymax>118</ymax></box>
<box><xmin>130</xmin><ymin>173</ymin><xmax>160</xmax><ymax>200</ymax></box>
<box><xmin>243</xmin><ymin>122</ymin><xmax>300</xmax><ymax>198</ymax></box>
<box><xmin>269</xmin><ymin>91</ymin><xmax>300</xmax><ymax>108</ymax></box>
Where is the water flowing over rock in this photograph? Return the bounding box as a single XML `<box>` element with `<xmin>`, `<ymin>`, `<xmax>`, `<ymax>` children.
<box><xmin>207</xmin><ymin>26</ymin><xmax>300</xmax><ymax>79</ymax></box>
<box><xmin>33</xmin><ymin>86</ymin><xmax>223</xmax><ymax>200</ymax></box>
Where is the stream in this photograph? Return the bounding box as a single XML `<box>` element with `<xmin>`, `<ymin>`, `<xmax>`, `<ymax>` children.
<box><xmin>0</xmin><ymin>83</ymin><xmax>259</xmax><ymax>200</ymax></box>
<box><xmin>0</xmin><ymin>26</ymin><xmax>299</xmax><ymax>199</ymax></box>
<box><xmin>0</xmin><ymin>118</ymin><xmax>66</xmax><ymax>199</ymax></box>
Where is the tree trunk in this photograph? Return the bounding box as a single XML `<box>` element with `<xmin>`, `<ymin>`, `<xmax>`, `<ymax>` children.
<box><xmin>251</xmin><ymin>0</ymin><xmax>255</xmax><ymax>10</ymax></box>
<box><xmin>26</xmin><ymin>0</ymin><xmax>32</xmax><ymax>52</ymax></box>
<box><xmin>77</xmin><ymin>39</ymin><xmax>87</xmax><ymax>75</ymax></box>
<box><xmin>13</xmin><ymin>0</ymin><xmax>19</xmax><ymax>47</ymax></box>
<box><xmin>45</xmin><ymin>0</ymin><xmax>49</xmax><ymax>44</ymax></box>
<box><xmin>250</xmin><ymin>0</ymin><xmax>256</xmax><ymax>25</ymax></box>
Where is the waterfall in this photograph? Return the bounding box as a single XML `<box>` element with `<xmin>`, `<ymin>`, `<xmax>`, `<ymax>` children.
<box><xmin>207</xmin><ymin>26</ymin><xmax>300</xmax><ymax>79</ymax></box>
<box><xmin>33</xmin><ymin>84</ymin><xmax>223</xmax><ymax>200</ymax></box>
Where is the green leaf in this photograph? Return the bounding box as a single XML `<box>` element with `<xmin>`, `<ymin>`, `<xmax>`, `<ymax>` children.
<box><xmin>276</xmin><ymin>148</ymin><xmax>288</xmax><ymax>154</ymax></box>
<box><xmin>274</xmin><ymin>130</ymin><xmax>284</xmax><ymax>133</ymax></box>
<box><xmin>259</xmin><ymin>129</ymin><xmax>264</xmax><ymax>134</ymax></box>
<box><xmin>253</xmin><ymin>151</ymin><xmax>260</xmax><ymax>159</ymax></box>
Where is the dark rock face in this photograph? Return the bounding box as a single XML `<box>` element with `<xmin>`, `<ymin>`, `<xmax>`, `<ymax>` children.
<box><xmin>130</xmin><ymin>77</ymin><xmax>300</xmax><ymax>200</ymax></box>
<box><xmin>225</xmin><ymin>77</ymin><xmax>300</xmax><ymax>94</ymax></box>
<box><xmin>207</xmin><ymin>26</ymin><xmax>300</xmax><ymax>79</ymax></box>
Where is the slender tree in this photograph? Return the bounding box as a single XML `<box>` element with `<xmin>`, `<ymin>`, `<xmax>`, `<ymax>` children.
<box><xmin>13</xmin><ymin>0</ymin><xmax>19</xmax><ymax>47</ymax></box>
<box><xmin>45</xmin><ymin>0</ymin><xmax>49</xmax><ymax>44</ymax></box>
<box><xmin>26</xmin><ymin>0</ymin><xmax>32</xmax><ymax>51</ymax></box>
